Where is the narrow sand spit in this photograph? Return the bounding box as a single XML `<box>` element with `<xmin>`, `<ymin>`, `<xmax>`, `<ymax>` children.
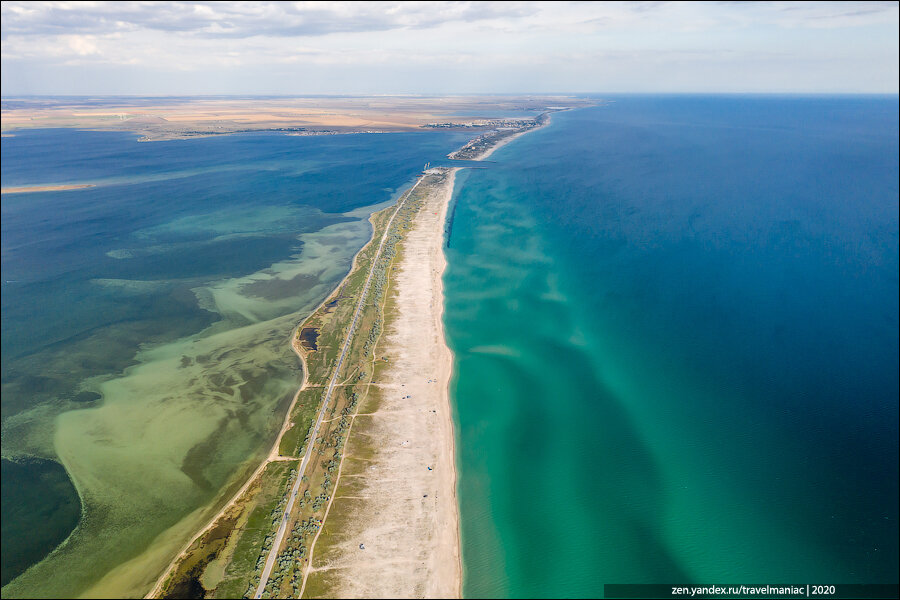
<box><xmin>1</xmin><ymin>183</ymin><xmax>95</xmax><ymax>194</ymax></box>
<box><xmin>305</xmin><ymin>169</ymin><xmax>460</xmax><ymax>598</ymax></box>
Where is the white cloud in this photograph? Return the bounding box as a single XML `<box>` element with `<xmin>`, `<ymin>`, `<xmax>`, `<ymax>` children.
<box><xmin>0</xmin><ymin>1</ymin><xmax>537</xmax><ymax>38</ymax></box>
<box><xmin>1</xmin><ymin>1</ymin><xmax>897</xmax><ymax>93</ymax></box>
<box><xmin>64</xmin><ymin>34</ymin><xmax>100</xmax><ymax>56</ymax></box>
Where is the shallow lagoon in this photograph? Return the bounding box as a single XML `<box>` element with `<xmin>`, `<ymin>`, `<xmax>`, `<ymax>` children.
<box><xmin>0</xmin><ymin>127</ymin><xmax>468</xmax><ymax>596</ymax></box>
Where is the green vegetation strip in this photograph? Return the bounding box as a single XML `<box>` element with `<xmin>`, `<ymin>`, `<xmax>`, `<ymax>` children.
<box><xmin>158</xmin><ymin>460</ymin><xmax>297</xmax><ymax>599</ymax></box>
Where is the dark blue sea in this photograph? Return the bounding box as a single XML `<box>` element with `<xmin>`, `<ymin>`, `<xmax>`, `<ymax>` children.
<box><xmin>444</xmin><ymin>96</ymin><xmax>899</xmax><ymax>596</ymax></box>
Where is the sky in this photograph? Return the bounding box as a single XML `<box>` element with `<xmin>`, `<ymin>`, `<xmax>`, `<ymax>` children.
<box><xmin>1</xmin><ymin>1</ymin><xmax>898</xmax><ymax>95</ymax></box>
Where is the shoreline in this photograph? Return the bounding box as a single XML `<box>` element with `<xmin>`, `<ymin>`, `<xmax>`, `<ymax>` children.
<box><xmin>440</xmin><ymin>170</ymin><xmax>464</xmax><ymax>599</ymax></box>
<box><xmin>470</xmin><ymin>126</ymin><xmax>536</xmax><ymax>161</ymax></box>
<box><xmin>435</xmin><ymin>169</ymin><xmax>464</xmax><ymax>597</ymax></box>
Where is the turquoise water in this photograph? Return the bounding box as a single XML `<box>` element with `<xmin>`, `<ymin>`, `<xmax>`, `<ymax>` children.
<box><xmin>444</xmin><ymin>97</ymin><xmax>899</xmax><ymax>596</ymax></box>
<box><xmin>0</xmin><ymin>127</ymin><xmax>469</xmax><ymax>595</ymax></box>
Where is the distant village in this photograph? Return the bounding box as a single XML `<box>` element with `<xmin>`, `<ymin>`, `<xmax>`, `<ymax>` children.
<box><xmin>422</xmin><ymin>117</ymin><xmax>538</xmax><ymax>129</ymax></box>
<box><xmin>445</xmin><ymin>112</ymin><xmax>551</xmax><ymax>160</ymax></box>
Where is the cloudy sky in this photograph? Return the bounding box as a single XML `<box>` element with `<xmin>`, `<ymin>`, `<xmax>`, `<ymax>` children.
<box><xmin>1</xmin><ymin>1</ymin><xmax>898</xmax><ymax>95</ymax></box>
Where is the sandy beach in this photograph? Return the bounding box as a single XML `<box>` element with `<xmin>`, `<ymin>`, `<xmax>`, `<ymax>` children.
<box><xmin>302</xmin><ymin>169</ymin><xmax>461</xmax><ymax>598</ymax></box>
